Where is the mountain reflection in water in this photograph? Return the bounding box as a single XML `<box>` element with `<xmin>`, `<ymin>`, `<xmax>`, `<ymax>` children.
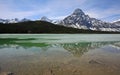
<box><xmin>57</xmin><ymin>41</ymin><xmax>120</xmax><ymax>56</ymax></box>
<box><xmin>0</xmin><ymin>38</ymin><xmax>119</xmax><ymax>57</ymax></box>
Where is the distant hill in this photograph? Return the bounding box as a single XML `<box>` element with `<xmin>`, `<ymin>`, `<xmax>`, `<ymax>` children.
<box><xmin>0</xmin><ymin>21</ymin><xmax>120</xmax><ymax>34</ymax></box>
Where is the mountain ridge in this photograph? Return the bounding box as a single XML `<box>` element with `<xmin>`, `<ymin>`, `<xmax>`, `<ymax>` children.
<box><xmin>40</xmin><ymin>8</ymin><xmax>120</xmax><ymax>32</ymax></box>
<box><xmin>0</xmin><ymin>8</ymin><xmax>120</xmax><ymax>32</ymax></box>
<box><xmin>0</xmin><ymin>18</ymin><xmax>30</xmax><ymax>24</ymax></box>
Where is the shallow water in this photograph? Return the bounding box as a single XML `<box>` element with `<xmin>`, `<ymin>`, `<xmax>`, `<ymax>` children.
<box><xmin>0</xmin><ymin>34</ymin><xmax>120</xmax><ymax>75</ymax></box>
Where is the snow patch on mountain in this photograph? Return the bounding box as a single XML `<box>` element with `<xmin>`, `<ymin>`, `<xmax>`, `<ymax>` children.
<box><xmin>0</xmin><ymin>18</ymin><xmax>30</xmax><ymax>24</ymax></box>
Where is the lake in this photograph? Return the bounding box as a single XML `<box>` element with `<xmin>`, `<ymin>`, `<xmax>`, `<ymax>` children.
<box><xmin>0</xmin><ymin>34</ymin><xmax>120</xmax><ymax>75</ymax></box>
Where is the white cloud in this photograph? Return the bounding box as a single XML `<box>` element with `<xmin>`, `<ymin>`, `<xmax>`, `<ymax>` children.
<box><xmin>50</xmin><ymin>15</ymin><xmax>68</xmax><ymax>20</ymax></box>
<box><xmin>85</xmin><ymin>7</ymin><xmax>120</xmax><ymax>20</ymax></box>
<box><xmin>0</xmin><ymin>0</ymin><xmax>51</xmax><ymax>19</ymax></box>
<box><xmin>86</xmin><ymin>11</ymin><xmax>100</xmax><ymax>19</ymax></box>
<box><xmin>46</xmin><ymin>0</ymin><xmax>87</xmax><ymax>9</ymax></box>
<box><xmin>0</xmin><ymin>0</ymin><xmax>120</xmax><ymax>22</ymax></box>
<box><xmin>0</xmin><ymin>0</ymin><xmax>87</xmax><ymax>19</ymax></box>
<box><xmin>0</xmin><ymin>9</ymin><xmax>50</xmax><ymax>19</ymax></box>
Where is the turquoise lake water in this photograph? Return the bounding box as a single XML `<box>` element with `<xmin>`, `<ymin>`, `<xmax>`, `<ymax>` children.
<box><xmin>0</xmin><ymin>34</ymin><xmax>120</xmax><ymax>75</ymax></box>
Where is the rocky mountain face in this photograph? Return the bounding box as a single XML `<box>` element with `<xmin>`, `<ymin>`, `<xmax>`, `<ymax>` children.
<box><xmin>60</xmin><ymin>9</ymin><xmax>120</xmax><ymax>32</ymax></box>
<box><xmin>61</xmin><ymin>9</ymin><xmax>91</xmax><ymax>29</ymax></box>
<box><xmin>40</xmin><ymin>8</ymin><xmax>120</xmax><ymax>32</ymax></box>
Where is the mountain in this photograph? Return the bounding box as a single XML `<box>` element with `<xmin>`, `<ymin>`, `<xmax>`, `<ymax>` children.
<box><xmin>0</xmin><ymin>8</ymin><xmax>120</xmax><ymax>32</ymax></box>
<box><xmin>40</xmin><ymin>8</ymin><xmax>120</xmax><ymax>32</ymax></box>
<box><xmin>61</xmin><ymin>8</ymin><xmax>90</xmax><ymax>29</ymax></box>
<box><xmin>40</xmin><ymin>16</ymin><xmax>52</xmax><ymax>22</ymax></box>
<box><xmin>20</xmin><ymin>18</ymin><xmax>31</xmax><ymax>22</ymax></box>
<box><xmin>0</xmin><ymin>19</ymin><xmax>7</xmax><ymax>23</ymax></box>
<box><xmin>58</xmin><ymin>8</ymin><xmax>120</xmax><ymax>32</ymax></box>
<box><xmin>0</xmin><ymin>18</ymin><xmax>30</xmax><ymax>24</ymax></box>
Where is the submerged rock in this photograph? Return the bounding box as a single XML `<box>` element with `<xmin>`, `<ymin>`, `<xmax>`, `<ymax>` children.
<box><xmin>43</xmin><ymin>68</ymin><xmax>55</xmax><ymax>75</ymax></box>
<box><xmin>7</xmin><ymin>72</ymin><xmax>14</xmax><ymax>75</ymax></box>
<box><xmin>0</xmin><ymin>72</ymin><xmax>14</xmax><ymax>75</ymax></box>
<box><xmin>89</xmin><ymin>60</ymin><xmax>101</xmax><ymax>64</ymax></box>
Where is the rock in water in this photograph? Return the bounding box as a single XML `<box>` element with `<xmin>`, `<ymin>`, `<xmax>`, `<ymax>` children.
<box><xmin>89</xmin><ymin>60</ymin><xmax>100</xmax><ymax>64</ymax></box>
<box><xmin>7</xmin><ymin>72</ymin><xmax>14</xmax><ymax>75</ymax></box>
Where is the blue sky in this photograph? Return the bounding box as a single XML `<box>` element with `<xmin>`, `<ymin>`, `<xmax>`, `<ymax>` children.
<box><xmin>0</xmin><ymin>0</ymin><xmax>120</xmax><ymax>22</ymax></box>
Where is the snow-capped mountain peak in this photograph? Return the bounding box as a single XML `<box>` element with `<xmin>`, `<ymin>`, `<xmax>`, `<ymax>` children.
<box><xmin>61</xmin><ymin>8</ymin><xmax>91</xmax><ymax>29</ymax></box>
<box><xmin>72</xmin><ymin>8</ymin><xmax>85</xmax><ymax>16</ymax></box>
<box><xmin>40</xmin><ymin>16</ymin><xmax>52</xmax><ymax>22</ymax></box>
<box><xmin>57</xmin><ymin>8</ymin><xmax>120</xmax><ymax>32</ymax></box>
<box><xmin>0</xmin><ymin>18</ymin><xmax>30</xmax><ymax>24</ymax></box>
